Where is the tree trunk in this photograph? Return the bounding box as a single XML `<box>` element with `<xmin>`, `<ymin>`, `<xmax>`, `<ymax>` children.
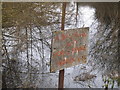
<box><xmin>2</xmin><ymin>69</ymin><xmax>7</xmax><ymax>88</ymax></box>
<box><xmin>118</xmin><ymin>1</ymin><xmax>120</xmax><ymax>76</ymax></box>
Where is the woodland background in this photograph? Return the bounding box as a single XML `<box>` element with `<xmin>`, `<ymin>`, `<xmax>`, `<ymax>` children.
<box><xmin>1</xmin><ymin>2</ymin><xmax>120</xmax><ymax>88</ymax></box>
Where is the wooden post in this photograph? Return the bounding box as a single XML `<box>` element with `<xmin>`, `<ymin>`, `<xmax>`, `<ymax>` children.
<box><xmin>58</xmin><ymin>2</ymin><xmax>66</xmax><ymax>89</ymax></box>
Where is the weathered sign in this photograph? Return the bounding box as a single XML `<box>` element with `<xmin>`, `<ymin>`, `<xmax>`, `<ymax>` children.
<box><xmin>50</xmin><ymin>27</ymin><xmax>89</xmax><ymax>72</ymax></box>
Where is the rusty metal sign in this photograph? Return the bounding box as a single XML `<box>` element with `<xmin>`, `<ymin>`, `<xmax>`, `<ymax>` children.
<box><xmin>50</xmin><ymin>27</ymin><xmax>89</xmax><ymax>72</ymax></box>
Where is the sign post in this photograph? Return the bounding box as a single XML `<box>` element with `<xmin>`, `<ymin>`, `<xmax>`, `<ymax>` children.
<box><xmin>58</xmin><ymin>2</ymin><xmax>66</xmax><ymax>88</ymax></box>
<box><xmin>50</xmin><ymin>2</ymin><xmax>89</xmax><ymax>89</ymax></box>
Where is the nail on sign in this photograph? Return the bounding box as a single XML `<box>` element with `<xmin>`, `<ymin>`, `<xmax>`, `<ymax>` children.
<box><xmin>50</xmin><ymin>27</ymin><xmax>89</xmax><ymax>72</ymax></box>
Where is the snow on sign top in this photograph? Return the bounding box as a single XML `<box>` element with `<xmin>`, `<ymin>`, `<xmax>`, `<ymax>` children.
<box><xmin>50</xmin><ymin>27</ymin><xmax>89</xmax><ymax>72</ymax></box>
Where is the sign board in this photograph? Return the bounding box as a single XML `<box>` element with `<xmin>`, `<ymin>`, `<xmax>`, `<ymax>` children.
<box><xmin>50</xmin><ymin>27</ymin><xmax>89</xmax><ymax>72</ymax></box>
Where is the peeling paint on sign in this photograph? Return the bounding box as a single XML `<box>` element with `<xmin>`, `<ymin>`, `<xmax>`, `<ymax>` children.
<box><xmin>50</xmin><ymin>27</ymin><xmax>89</xmax><ymax>72</ymax></box>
